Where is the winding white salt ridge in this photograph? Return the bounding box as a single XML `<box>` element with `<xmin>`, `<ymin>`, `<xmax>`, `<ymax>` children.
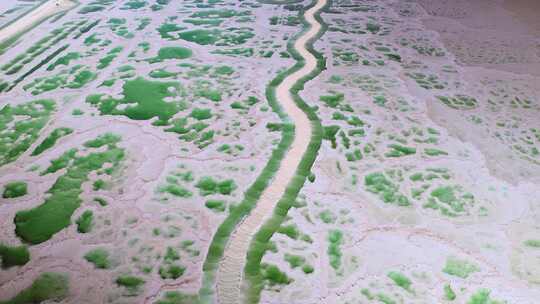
<box><xmin>0</xmin><ymin>0</ymin><xmax>76</xmax><ymax>45</ymax></box>
<box><xmin>216</xmin><ymin>0</ymin><xmax>327</xmax><ymax>302</ymax></box>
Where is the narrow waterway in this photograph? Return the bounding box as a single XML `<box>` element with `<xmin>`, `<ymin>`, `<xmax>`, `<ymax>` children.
<box><xmin>216</xmin><ymin>0</ymin><xmax>327</xmax><ymax>302</ymax></box>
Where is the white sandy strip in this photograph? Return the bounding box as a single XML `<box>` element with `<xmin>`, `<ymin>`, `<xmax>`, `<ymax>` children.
<box><xmin>0</xmin><ymin>0</ymin><xmax>76</xmax><ymax>45</ymax></box>
<box><xmin>216</xmin><ymin>0</ymin><xmax>327</xmax><ymax>303</ymax></box>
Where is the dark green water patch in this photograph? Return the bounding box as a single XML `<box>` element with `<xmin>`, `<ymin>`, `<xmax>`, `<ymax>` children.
<box><xmin>14</xmin><ymin>134</ymin><xmax>124</xmax><ymax>244</ymax></box>
<box><xmin>87</xmin><ymin>77</ymin><xmax>185</xmax><ymax>126</ymax></box>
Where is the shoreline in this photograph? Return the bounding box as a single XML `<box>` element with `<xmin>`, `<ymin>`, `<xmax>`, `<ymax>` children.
<box><xmin>0</xmin><ymin>0</ymin><xmax>76</xmax><ymax>45</ymax></box>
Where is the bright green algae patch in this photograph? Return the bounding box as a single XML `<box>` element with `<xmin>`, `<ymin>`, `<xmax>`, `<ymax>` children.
<box><xmin>157</xmin><ymin>22</ymin><xmax>186</xmax><ymax>40</ymax></box>
<box><xmin>364</xmin><ymin>172</ymin><xmax>410</xmax><ymax>206</ymax></box>
<box><xmin>426</xmin><ymin>186</ymin><xmax>475</xmax><ymax>216</ymax></box>
<box><xmin>156</xmin><ymin>292</ymin><xmax>199</xmax><ymax>304</ymax></box>
<box><xmin>2</xmin><ymin>181</ymin><xmax>28</xmax><ymax>198</ymax></box>
<box><xmin>0</xmin><ymin>272</ymin><xmax>68</xmax><ymax>304</ymax></box>
<box><xmin>443</xmin><ymin>256</ymin><xmax>479</xmax><ymax>278</ymax></box>
<box><xmin>14</xmin><ymin>133</ymin><xmax>125</xmax><ymax>244</ymax></box>
<box><xmin>524</xmin><ymin>239</ymin><xmax>540</xmax><ymax>247</ymax></box>
<box><xmin>283</xmin><ymin>253</ymin><xmax>305</xmax><ymax>268</ymax></box>
<box><xmin>387</xmin><ymin>271</ymin><xmax>412</xmax><ymax>291</ymax></box>
<box><xmin>147</xmin><ymin>47</ymin><xmax>192</xmax><ymax>63</ymax></box>
<box><xmin>436</xmin><ymin>95</ymin><xmax>478</xmax><ymax>110</ymax></box>
<box><xmin>195</xmin><ymin>177</ymin><xmax>237</xmax><ymax>196</ymax></box>
<box><xmin>467</xmin><ymin>289</ymin><xmax>505</xmax><ymax>304</ymax></box>
<box><xmin>23</xmin><ymin>65</ymin><xmax>96</xmax><ymax>95</ymax></box>
<box><xmin>97</xmin><ymin>46</ymin><xmax>123</xmax><ymax>69</ymax></box>
<box><xmin>178</xmin><ymin>28</ymin><xmax>254</xmax><ymax>46</ymax></box>
<box><xmin>149</xmin><ymin>68</ymin><xmax>178</xmax><ymax>78</ymax></box>
<box><xmin>76</xmin><ymin>210</ymin><xmax>94</xmax><ymax>233</ymax></box>
<box><xmin>47</xmin><ymin>52</ymin><xmax>81</xmax><ymax>71</ymax></box>
<box><xmin>205</xmin><ymin>199</ymin><xmax>226</xmax><ymax>212</ymax></box>
<box><xmin>157</xmin><ymin>171</ymin><xmax>193</xmax><ymax>198</ymax></box>
<box><xmin>319</xmin><ymin>209</ymin><xmax>336</xmax><ymax>223</ymax></box>
<box><xmin>385</xmin><ymin>144</ymin><xmax>416</xmax><ymax>157</ymax></box>
<box><xmin>0</xmin><ymin>244</ymin><xmax>30</xmax><ymax>268</ymax></box>
<box><xmin>87</xmin><ymin>77</ymin><xmax>185</xmax><ymax>126</ymax></box>
<box><xmin>31</xmin><ymin>127</ymin><xmax>73</xmax><ymax>156</ymax></box>
<box><xmin>189</xmin><ymin>9</ymin><xmax>250</xmax><ymax>19</ymax></box>
<box><xmin>407</xmin><ymin>168</ymin><xmax>481</xmax><ymax>217</ymax></box>
<box><xmin>84</xmin><ymin>248</ymin><xmax>111</xmax><ymax>269</ymax></box>
<box><xmin>328</xmin><ymin>230</ymin><xmax>343</xmax><ymax>271</ymax></box>
<box><xmin>158</xmin><ymin>246</ymin><xmax>187</xmax><ymax>280</ymax></box>
<box><xmin>444</xmin><ymin>284</ymin><xmax>457</xmax><ymax>301</ymax></box>
<box><xmin>0</xmin><ymin>99</ymin><xmax>55</xmax><ymax>167</ymax></box>
<box><xmin>260</xmin><ymin>263</ymin><xmax>292</xmax><ymax>286</ymax></box>
<box><xmin>116</xmin><ymin>275</ymin><xmax>145</xmax><ymax>291</ymax></box>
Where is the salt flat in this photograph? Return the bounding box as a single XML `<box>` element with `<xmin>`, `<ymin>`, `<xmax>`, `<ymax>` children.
<box><xmin>0</xmin><ymin>0</ymin><xmax>538</xmax><ymax>303</ymax></box>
